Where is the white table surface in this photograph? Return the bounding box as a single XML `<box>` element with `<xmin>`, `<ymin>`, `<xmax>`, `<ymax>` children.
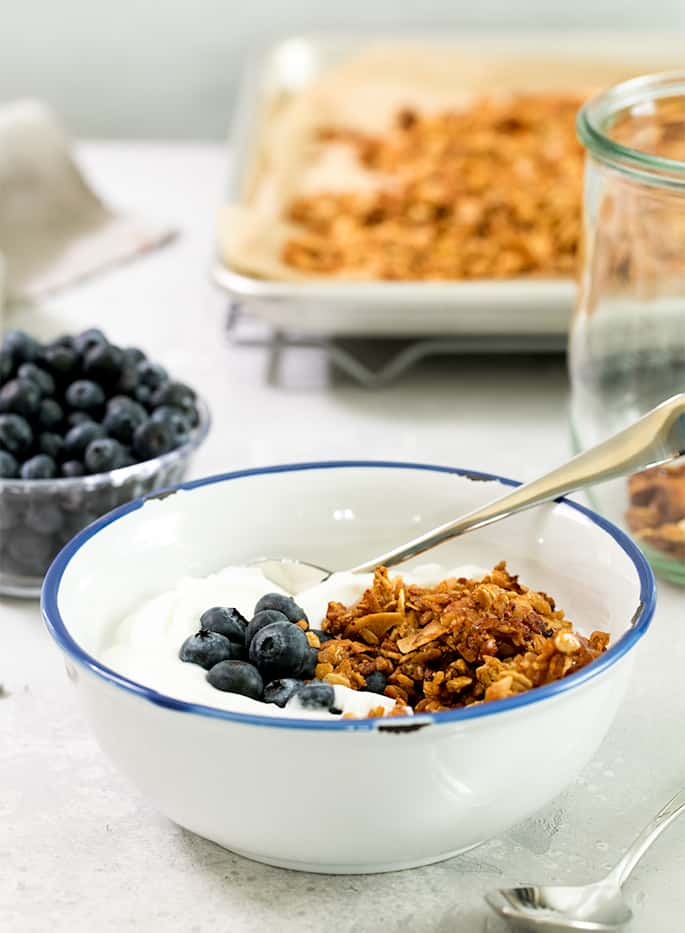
<box><xmin>2</xmin><ymin>142</ymin><xmax>685</xmax><ymax>933</ymax></box>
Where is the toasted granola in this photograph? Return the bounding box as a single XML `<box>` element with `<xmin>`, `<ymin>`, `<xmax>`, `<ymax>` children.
<box><xmin>283</xmin><ymin>94</ymin><xmax>585</xmax><ymax>280</ymax></box>
<box><xmin>316</xmin><ymin>562</ymin><xmax>608</xmax><ymax>712</ymax></box>
<box><xmin>627</xmin><ymin>465</ymin><xmax>685</xmax><ymax>561</ymax></box>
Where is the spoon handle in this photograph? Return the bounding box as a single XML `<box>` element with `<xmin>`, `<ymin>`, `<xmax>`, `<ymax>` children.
<box><xmin>606</xmin><ymin>787</ymin><xmax>685</xmax><ymax>889</ymax></box>
<box><xmin>348</xmin><ymin>393</ymin><xmax>685</xmax><ymax>573</ymax></box>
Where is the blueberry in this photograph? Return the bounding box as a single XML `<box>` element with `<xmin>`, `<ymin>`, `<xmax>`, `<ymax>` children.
<box><xmin>293</xmin><ymin>681</ymin><xmax>337</xmax><ymax>711</ymax></box>
<box><xmin>39</xmin><ymin>432</ymin><xmax>65</xmax><ymax>460</ymax></box>
<box><xmin>0</xmin><ymin>495</ymin><xmax>22</xmax><ymax>530</ymax></box>
<box><xmin>132</xmin><ymin>419</ymin><xmax>174</xmax><ymax>460</ymax></box>
<box><xmin>0</xmin><ymin>414</ymin><xmax>33</xmax><ymax>457</ymax></box>
<box><xmin>150</xmin><ymin>380</ymin><xmax>196</xmax><ymax>411</ymax></box>
<box><xmin>67</xmin><ymin>411</ymin><xmax>92</xmax><ymax>428</ymax></box>
<box><xmin>310</xmin><ymin>629</ymin><xmax>333</xmax><ymax>644</ymax></box>
<box><xmin>65</xmin><ymin>380</ymin><xmax>106</xmax><ymax>413</ymax></box>
<box><xmin>2</xmin><ymin>330</ymin><xmax>40</xmax><ymax>365</ymax></box>
<box><xmin>50</xmin><ymin>334</ymin><xmax>76</xmax><ymax>349</ymax></box>
<box><xmin>83</xmin><ymin>343</ymin><xmax>124</xmax><ymax>387</ymax></box>
<box><xmin>249</xmin><ymin>620</ymin><xmax>309</xmax><ymax>681</ymax></box>
<box><xmin>103</xmin><ymin>404</ymin><xmax>147</xmax><ymax>445</ymax></box>
<box><xmin>206</xmin><ymin>660</ymin><xmax>263</xmax><ymax>699</ymax></box>
<box><xmin>115</xmin><ymin>364</ymin><xmax>139</xmax><ymax>394</ymax></box>
<box><xmin>84</xmin><ymin>438</ymin><xmax>126</xmax><ymax>474</ymax></box>
<box><xmin>298</xmin><ymin>647</ymin><xmax>318</xmax><ymax>680</ymax></box>
<box><xmin>17</xmin><ymin>363</ymin><xmax>55</xmax><ymax>397</ymax></box>
<box><xmin>133</xmin><ymin>384</ymin><xmax>153</xmax><ymax>407</ymax></box>
<box><xmin>73</xmin><ymin>328</ymin><xmax>108</xmax><ymax>356</ymax></box>
<box><xmin>245</xmin><ymin>608</ymin><xmax>289</xmax><ymax>646</ymax></box>
<box><xmin>5</xmin><ymin>526</ymin><xmax>55</xmax><ymax>575</ymax></box>
<box><xmin>40</xmin><ymin>343</ymin><xmax>79</xmax><ymax>381</ymax></box>
<box><xmin>105</xmin><ymin>395</ymin><xmax>134</xmax><ymax>412</ymax></box>
<box><xmin>263</xmin><ymin>678</ymin><xmax>303</xmax><ymax>707</ymax></box>
<box><xmin>137</xmin><ymin>360</ymin><xmax>168</xmax><ymax>391</ymax></box>
<box><xmin>26</xmin><ymin>501</ymin><xmax>63</xmax><ymax>534</ymax></box>
<box><xmin>0</xmin><ymin>451</ymin><xmax>19</xmax><ymax>478</ymax></box>
<box><xmin>21</xmin><ymin>454</ymin><xmax>57</xmax><ymax>479</ymax></box>
<box><xmin>179</xmin><ymin>630</ymin><xmax>242</xmax><ymax>669</ymax></box>
<box><xmin>118</xmin><ymin>447</ymin><xmax>136</xmax><ymax>468</ymax></box>
<box><xmin>362</xmin><ymin>671</ymin><xmax>388</xmax><ymax>695</ymax></box>
<box><xmin>200</xmin><ymin>606</ymin><xmax>247</xmax><ymax>644</ymax></box>
<box><xmin>122</xmin><ymin>346</ymin><xmax>146</xmax><ymax>367</ymax></box>
<box><xmin>38</xmin><ymin>399</ymin><xmax>64</xmax><ymax>431</ymax></box>
<box><xmin>150</xmin><ymin>406</ymin><xmax>192</xmax><ymax>444</ymax></box>
<box><xmin>0</xmin><ymin>378</ymin><xmax>42</xmax><ymax>418</ymax></box>
<box><xmin>0</xmin><ymin>350</ymin><xmax>14</xmax><ymax>381</ymax></box>
<box><xmin>254</xmin><ymin>592</ymin><xmax>308</xmax><ymax>624</ymax></box>
<box><xmin>61</xmin><ymin>460</ymin><xmax>85</xmax><ymax>478</ymax></box>
<box><xmin>64</xmin><ymin>421</ymin><xmax>105</xmax><ymax>459</ymax></box>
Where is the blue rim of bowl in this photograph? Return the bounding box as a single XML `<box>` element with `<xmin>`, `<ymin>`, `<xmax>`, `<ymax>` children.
<box><xmin>41</xmin><ymin>460</ymin><xmax>656</xmax><ymax>733</ymax></box>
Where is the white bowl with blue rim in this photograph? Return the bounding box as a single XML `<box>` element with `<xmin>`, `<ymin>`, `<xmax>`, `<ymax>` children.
<box><xmin>41</xmin><ymin>461</ymin><xmax>655</xmax><ymax>874</ymax></box>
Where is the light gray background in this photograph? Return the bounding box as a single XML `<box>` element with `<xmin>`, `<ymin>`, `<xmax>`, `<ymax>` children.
<box><xmin>2</xmin><ymin>0</ymin><xmax>685</xmax><ymax>138</ymax></box>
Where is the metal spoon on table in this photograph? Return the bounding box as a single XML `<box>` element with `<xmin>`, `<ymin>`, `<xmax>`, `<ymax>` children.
<box><xmin>484</xmin><ymin>786</ymin><xmax>685</xmax><ymax>931</ymax></box>
<box><xmin>254</xmin><ymin>392</ymin><xmax>685</xmax><ymax>595</ymax></box>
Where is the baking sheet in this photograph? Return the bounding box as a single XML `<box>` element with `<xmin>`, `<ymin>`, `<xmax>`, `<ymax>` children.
<box><xmin>215</xmin><ymin>34</ymin><xmax>685</xmax><ymax>341</ymax></box>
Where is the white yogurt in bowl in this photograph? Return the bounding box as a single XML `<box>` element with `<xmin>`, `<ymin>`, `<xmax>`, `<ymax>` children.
<box><xmin>101</xmin><ymin>562</ymin><xmax>486</xmax><ymax>719</ymax></box>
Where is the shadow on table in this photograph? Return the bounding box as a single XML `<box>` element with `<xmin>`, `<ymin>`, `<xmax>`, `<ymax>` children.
<box><xmin>175</xmin><ymin>826</ymin><xmax>499</xmax><ymax>933</ymax></box>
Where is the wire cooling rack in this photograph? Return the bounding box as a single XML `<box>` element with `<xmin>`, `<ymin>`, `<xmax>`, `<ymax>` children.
<box><xmin>225</xmin><ymin>302</ymin><xmax>565</xmax><ymax>388</ymax></box>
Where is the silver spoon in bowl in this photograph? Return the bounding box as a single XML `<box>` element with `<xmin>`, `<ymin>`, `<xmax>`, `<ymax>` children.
<box><xmin>484</xmin><ymin>785</ymin><xmax>685</xmax><ymax>931</ymax></box>
<box><xmin>253</xmin><ymin>393</ymin><xmax>685</xmax><ymax>595</ymax></box>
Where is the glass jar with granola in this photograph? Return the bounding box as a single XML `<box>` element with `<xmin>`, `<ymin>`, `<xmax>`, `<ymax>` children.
<box><xmin>570</xmin><ymin>72</ymin><xmax>685</xmax><ymax>583</ymax></box>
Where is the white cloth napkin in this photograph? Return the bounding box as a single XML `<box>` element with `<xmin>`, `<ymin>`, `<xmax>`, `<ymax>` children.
<box><xmin>0</xmin><ymin>100</ymin><xmax>176</xmax><ymax>304</ymax></box>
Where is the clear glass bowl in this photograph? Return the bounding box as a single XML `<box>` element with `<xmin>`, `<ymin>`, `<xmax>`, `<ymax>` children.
<box><xmin>0</xmin><ymin>399</ymin><xmax>210</xmax><ymax>598</ymax></box>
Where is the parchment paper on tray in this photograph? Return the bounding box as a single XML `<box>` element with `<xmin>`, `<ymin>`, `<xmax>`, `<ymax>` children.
<box><xmin>218</xmin><ymin>42</ymin><xmax>673</xmax><ymax>283</ymax></box>
<box><xmin>0</xmin><ymin>100</ymin><xmax>175</xmax><ymax>302</ymax></box>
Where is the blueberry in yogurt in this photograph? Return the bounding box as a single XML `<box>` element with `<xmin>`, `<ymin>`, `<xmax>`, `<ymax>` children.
<box><xmin>362</xmin><ymin>671</ymin><xmax>388</xmax><ymax>695</ymax></box>
<box><xmin>248</xmin><ymin>620</ymin><xmax>309</xmax><ymax>681</ymax></box>
<box><xmin>298</xmin><ymin>647</ymin><xmax>318</xmax><ymax>680</ymax></box>
<box><xmin>245</xmin><ymin>608</ymin><xmax>289</xmax><ymax>646</ymax></box>
<box><xmin>293</xmin><ymin>682</ymin><xmax>337</xmax><ymax>712</ymax></box>
<box><xmin>263</xmin><ymin>677</ymin><xmax>303</xmax><ymax>708</ymax></box>
<box><xmin>179</xmin><ymin>630</ymin><xmax>243</xmax><ymax>669</ymax></box>
<box><xmin>206</xmin><ymin>661</ymin><xmax>263</xmax><ymax>700</ymax></box>
<box><xmin>254</xmin><ymin>592</ymin><xmax>308</xmax><ymax>624</ymax></box>
<box><xmin>200</xmin><ymin>606</ymin><xmax>247</xmax><ymax>644</ymax></box>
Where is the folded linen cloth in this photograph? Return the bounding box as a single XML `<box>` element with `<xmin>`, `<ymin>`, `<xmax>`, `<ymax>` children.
<box><xmin>0</xmin><ymin>100</ymin><xmax>175</xmax><ymax>303</ymax></box>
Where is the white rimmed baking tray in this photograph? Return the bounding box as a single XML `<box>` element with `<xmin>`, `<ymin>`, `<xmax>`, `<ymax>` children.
<box><xmin>213</xmin><ymin>33</ymin><xmax>685</xmax><ymax>343</ymax></box>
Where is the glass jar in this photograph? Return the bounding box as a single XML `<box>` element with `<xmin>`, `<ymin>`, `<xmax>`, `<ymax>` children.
<box><xmin>570</xmin><ymin>72</ymin><xmax>685</xmax><ymax>584</ymax></box>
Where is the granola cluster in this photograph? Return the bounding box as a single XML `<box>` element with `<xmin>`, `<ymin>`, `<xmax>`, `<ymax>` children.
<box><xmin>283</xmin><ymin>93</ymin><xmax>586</xmax><ymax>280</ymax></box>
<box><xmin>627</xmin><ymin>465</ymin><xmax>685</xmax><ymax>561</ymax></box>
<box><xmin>316</xmin><ymin>562</ymin><xmax>608</xmax><ymax>713</ymax></box>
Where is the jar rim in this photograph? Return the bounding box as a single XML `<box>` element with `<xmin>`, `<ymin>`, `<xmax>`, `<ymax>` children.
<box><xmin>577</xmin><ymin>71</ymin><xmax>685</xmax><ymax>185</ymax></box>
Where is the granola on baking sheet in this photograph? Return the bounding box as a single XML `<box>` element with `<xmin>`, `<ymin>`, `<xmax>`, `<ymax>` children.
<box><xmin>316</xmin><ymin>562</ymin><xmax>609</xmax><ymax>712</ymax></box>
<box><xmin>283</xmin><ymin>94</ymin><xmax>586</xmax><ymax>281</ymax></box>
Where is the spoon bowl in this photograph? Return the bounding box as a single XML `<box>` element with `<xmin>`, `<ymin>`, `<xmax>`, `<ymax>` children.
<box><xmin>485</xmin><ymin>884</ymin><xmax>632</xmax><ymax>932</ymax></box>
<box><xmin>486</xmin><ymin>786</ymin><xmax>685</xmax><ymax>931</ymax></box>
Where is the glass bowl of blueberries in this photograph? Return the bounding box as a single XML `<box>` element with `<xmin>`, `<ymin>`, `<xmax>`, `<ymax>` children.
<box><xmin>0</xmin><ymin>327</ymin><xmax>210</xmax><ymax>597</ymax></box>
